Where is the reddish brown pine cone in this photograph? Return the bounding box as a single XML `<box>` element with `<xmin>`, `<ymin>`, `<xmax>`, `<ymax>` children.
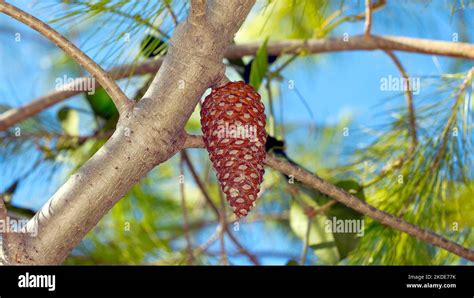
<box><xmin>200</xmin><ymin>81</ymin><xmax>266</xmax><ymax>218</ymax></box>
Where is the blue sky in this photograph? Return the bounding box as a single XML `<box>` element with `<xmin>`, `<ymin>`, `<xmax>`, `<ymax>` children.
<box><xmin>1</xmin><ymin>0</ymin><xmax>473</xmax><ymax>264</ymax></box>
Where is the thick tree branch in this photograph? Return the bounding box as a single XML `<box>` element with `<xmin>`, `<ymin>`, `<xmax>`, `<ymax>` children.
<box><xmin>0</xmin><ymin>198</ymin><xmax>9</xmax><ymax>264</ymax></box>
<box><xmin>0</xmin><ymin>1</ymin><xmax>131</xmax><ymax>114</ymax></box>
<box><xmin>0</xmin><ymin>197</ymin><xmax>26</xmax><ymax>265</ymax></box>
<box><xmin>1</xmin><ymin>35</ymin><xmax>473</xmax><ymax>131</ymax></box>
<box><xmin>0</xmin><ymin>198</ymin><xmax>8</xmax><ymax>230</ymax></box>
<box><xmin>183</xmin><ymin>135</ymin><xmax>474</xmax><ymax>261</ymax></box>
<box><xmin>10</xmin><ymin>0</ymin><xmax>256</xmax><ymax>265</ymax></box>
<box><xmin>190</xmin><ymin>0</ymin><xmax>206</xmax><ymax>21</ymax></box>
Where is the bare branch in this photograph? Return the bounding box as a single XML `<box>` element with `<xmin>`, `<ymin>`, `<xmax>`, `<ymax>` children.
<box><xmin>225</xmin><ymin>35</ymin><xmax>474</xmax><ymax>60</ymax></box>
<box><xmin>183</xmin><ymin>135</ymin><xmax>474</xmax><ymax>261</ymax></box>
<box><xmin>179</xmin><ymin>152</ymin><xmax>194</xmax><ymax>264</ymax></box>
<box><xmin>0</xmin><ymin>59</ymin><xmax>162</xmax><ymax>131</ymax></box>
<box><xmin>217</xmin><ymin>188</ymin><xmax>229</xmax><ymax>265</ymax></box>
<box><xmin>0</xmin><ymin>1</ymin><xmax>131</xmax><ymax>114</ymax></box>
<box><xmin>384</xmin><ymin>50</ymin><xmax>418</xmax><ymax>151</ymax></box>
<box><xmin>299</xmin><ymin>216</ymin><xmax>311</xmax><ymax>265</ymax></box>
<box><xmin>164</xmin><ymin>0</ymin><xmax>179</xmax><ymax>26</ymax></box>
<box><xmin>1</xmin><ymin>35</ymin><xmax>473</xmax><ymax>131</ymax></box>
<box><xmin>364</xmin><ymin>0</ymin><xmax>372</xmax><ymax>36</ymax></box>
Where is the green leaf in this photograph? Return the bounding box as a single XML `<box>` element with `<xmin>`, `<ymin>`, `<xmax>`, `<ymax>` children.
<box><xmin>290</xmin><ymin>179</ymin><xmax>366</xmax><ymax>263</ymax></box>
<box><xmin>86</xmin><ymin>87</ymin><xmax>118</xmax><ymax>121</ymax></box>
<box><xmin>57</xmin><ymin>107</ymin><xmax>79</xmax><ymax>136</ymax></box>
<box><xmin>289</xmin><ymin>200</ymin><xmax>340</xmax><ymax>264</ymax></box>
<box><xmin>249</xmin><ymin>38</ymin><xmax>269</xmax><ymax>91</ymax></box>
<box><xmin>140</xmin><ymin>34</ymin><xmax>167</xmax><ymax>58</ymax></box>
<box><xmin>327</xmin><ymin>180</ymin><xmax>366</xmax><ymax>260</ymax></box>
<box><xmin>286</xmin><ymin>259</ymin><xmax>299</xmax><ymax>266</ymax></box>
<box><xmin>310</xmin><ymin>241</ymin><xmax>336</xmax><ymax>250</ymax></box>
<box><xmin>444</xmin><ymin>184</ymin><xmax>474</xmax><ymax>228</ymax></box>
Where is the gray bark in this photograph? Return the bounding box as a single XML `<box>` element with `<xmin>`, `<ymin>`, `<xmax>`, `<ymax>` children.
<box><xmin>10</xmin><ymin>0</ymin><xmax>255</xmax><ymax>265</ymax></box>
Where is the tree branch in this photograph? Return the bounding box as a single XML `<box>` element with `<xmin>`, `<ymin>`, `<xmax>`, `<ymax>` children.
<box><xmin>0</xmin><ymin>196</ymin><xmax>26</xmax><ymax>265</ymax></box>
<box><xmin>1</xmin><ymin>35</ymin><xmax>473</xmax><ymax>131</ymax></box>
<box><xmin>183</xmin><ymin>135</ymin><xmax>474</xmax><ymax>261</ymax></box>
<box><xmin>0</xmin><ymin>197</ymin><xmax>9</xmax><ymax>264</ymax></box>
<box><xmin>0</xmin><ymin>59</ymin><xmax>162</xmax><ymax>131</ymax></box>
<box><xmin>164</xmin><ymin>0</ymin><xmax>179</xmax><ymax>26</ymax></box>
<box><xmin>10</xmin><ymin>0</ymin><xmax>256</xmax><ymax>264</ymax></box>
<box><xmin>364</xmin><ymin>0</ymin><xmax>372</xmax><ymax>36</ymax></box>
<box><xmin>190</xmin><ymin>0</ymin><xmax>206</xmax><ymax>21</ymax></box>
<box><xmin>179</xmin><ymin>152</ymin><xmax>194</xmax><ymax>264</ymax></box>
<box><xmin>1</xmin><ymin>1</ymin><xmax>472</xmax><ymax>264</ymax></box>
<box><xmin>225</xmin><ymin>35</ymin><xmax>474</xmax><ymax>60</ymax></box>
<box><xmin>0</xmin><ymin>197</ymin><xmax>8</xmax><ymax>231</ymax></box>
<box><xmin>0</xmin><ymin>1</ymin><xmax>131</xmax><ymax>114</ymax></box>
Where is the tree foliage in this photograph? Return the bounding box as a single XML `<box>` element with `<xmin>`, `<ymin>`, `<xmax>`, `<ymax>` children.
<box><xmin>1</xmin><ymin>0</ymin><xmax>473</xmax><ymax>265</ymax></box>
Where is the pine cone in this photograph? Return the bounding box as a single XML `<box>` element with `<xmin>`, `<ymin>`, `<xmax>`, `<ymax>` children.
<box><xmin>200</xmin><ymin>81</ymin><xmax>266</xmax><ymax>218</ymax></box>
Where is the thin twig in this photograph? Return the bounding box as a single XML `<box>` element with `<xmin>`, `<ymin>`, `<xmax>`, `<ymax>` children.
<box><xmin>431</xmin><ymin>67</ymin><xmax>474</xmax><ymax>170</ymax></box>
<box><xmin>179</xmin><ymin>151</ymin><xmax>194</xmax><ymax>264</ymax></box>
<box><xmin>217</xmin><ymin>189</ymin><xmax>229</xmax><ymax>265</ymax></box>
<box><xmin>384</xmin><ymin>50</ymin><xmax>418</xmax><ymax>152</ymax></box>
<box><xmin>299</xmin><ymin>199</ymin><xmax>336</xmax><ymax>265</ymax></box>
<box><xmin>0</xmin><ymin>2</ymin><xmax>131</xmax><ymax>114</ymax></box>
<box><xmin>271</xmin><ymin>53</ymin><xmax>299</xmax><ymax>75</ymax></box>
<box><xmin>158</xmin><ymin>225</ymin><xmax>221</xmax><ymax>265</ymax></box>
<box><xmin>80</xmin><ymin>2</ymin><xmax>170</xmax><ymax>39</ymax></box>
<box><xmin>299</xmin><ymin>216</ymin><xmax>311</xmax><ymax>265</ymax></box>
<box><xmin>182</xmin><ymin>151</ymin><xmax>260</xmax><ymax>265</ymax></box>
<box><xmin>167</xmin><ymin>212</ymin><xmax>289</xmax><ymax>242</ymax></box>
<box><xmin>183</xmin><ymin>134</ymin><xmax>474</xmax><ymax>261</ymax></box>
<box><xmin>364</xmin><ymin>0</ymin><xmax>372</xmax><ymax>36</ymax></box>
<box><xmin>265</xmin><ymin>80</ymin><xmax>276</xmax><ymax>136</ymax></box>
<box><xmin>164</xmin><ymin>0</ymin><xmax>179</xmax><ymax>26</ymax></box>
<box><xmin>0</xmin><ymin>59</ymin><xmax>163</xmax><ymax>132</ymax></box>
<box><xmin>320</xmin><ymin>0</ymin><xmax>385</xmax><ymax>35</ymax></box>
<box><xmin>362</xmin><ymin>156</ymin><xmax>404</xmax><ymax>188</ymax></box>
<box><xmin>192</xmin><ymin>226</ymin><xmax>223</xmax><ymax>258</ymax></box>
